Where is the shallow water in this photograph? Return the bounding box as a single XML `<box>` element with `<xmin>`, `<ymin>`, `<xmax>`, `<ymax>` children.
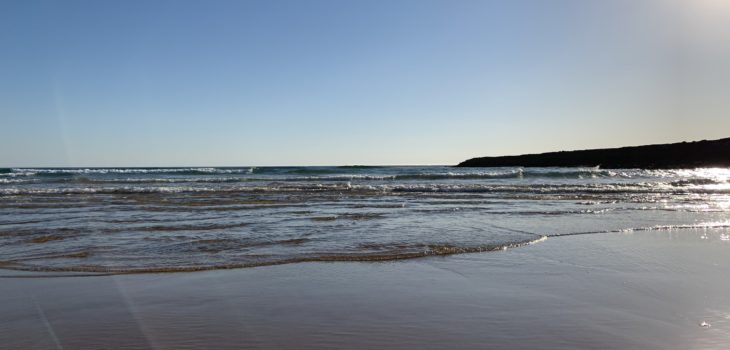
<box><xmin>1</xmin><ymin>166</ymin><xmax>729</xmax><ymax>273</ymax></box>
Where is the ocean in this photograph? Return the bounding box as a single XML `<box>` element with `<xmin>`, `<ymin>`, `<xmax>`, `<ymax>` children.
<box><xmin>1</xmin><ymin>166</ymin><xmax>729</xmax><ymax>273</ymax></box>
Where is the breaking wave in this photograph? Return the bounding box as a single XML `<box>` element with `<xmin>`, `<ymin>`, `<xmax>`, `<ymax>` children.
<box><xmin>3</xmin><ymin>182</ymin><xmax>730</xmax><ymax>196</ymax></box>
<box><xmin>5</xmin><ymin>167</ymin><xmax>256</xmax><ymax>176</ymax></box>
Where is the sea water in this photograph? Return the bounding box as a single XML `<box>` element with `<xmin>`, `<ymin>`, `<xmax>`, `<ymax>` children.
<box><xmin>1</xmin><ymin>166</ymin><xmax>728</xmax><ymax>273</ymax></box>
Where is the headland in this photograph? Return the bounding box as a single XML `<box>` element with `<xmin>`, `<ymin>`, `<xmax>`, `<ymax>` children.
<box><xmin>458</xmin><ymin>137</ymin><xmax>730</xmax><ymax>168</ymax></box>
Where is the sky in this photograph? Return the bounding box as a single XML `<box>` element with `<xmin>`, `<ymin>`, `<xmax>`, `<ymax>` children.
<box><xmin>1</xmin><ymin>0</ymin><xmax>729</xmax><ymax>166</ymax></box>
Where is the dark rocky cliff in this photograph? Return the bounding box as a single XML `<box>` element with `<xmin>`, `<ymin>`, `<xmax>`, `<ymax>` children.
<box><xmin>457</xmin><ymin>138</ymin><xmax>730</xmax><ymax>169</ymax></box>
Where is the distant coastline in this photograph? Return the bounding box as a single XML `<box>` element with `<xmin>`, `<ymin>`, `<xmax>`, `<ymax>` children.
<box><xmin>457</xmin><ymin>137</ymin><xmax>730</xmax><ymax>169</ymax></box>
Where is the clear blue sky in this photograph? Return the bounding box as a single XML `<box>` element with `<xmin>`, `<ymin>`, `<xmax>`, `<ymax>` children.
<box><xmin>1</xmin><ymin>0</ymin><xmax>729</xmax><ymax>166</ymax></box>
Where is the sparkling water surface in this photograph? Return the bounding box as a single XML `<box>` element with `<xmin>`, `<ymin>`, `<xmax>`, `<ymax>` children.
<box><xmin>1</xmin><ymin>166</ymin><xmax>729</xmax><ymax>273</ymax></box>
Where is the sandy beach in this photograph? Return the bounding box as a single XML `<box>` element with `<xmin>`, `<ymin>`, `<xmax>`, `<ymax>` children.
<box><xmin>2</xmin><ymin>227</ymin><xmax>728</xmax><ymax>350</ymax></box>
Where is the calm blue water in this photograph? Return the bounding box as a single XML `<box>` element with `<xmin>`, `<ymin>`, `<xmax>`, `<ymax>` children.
<box><xmin>1</xmin><ymin>166</ymin><xmax>729</xmax><ymax>273</ymax></box>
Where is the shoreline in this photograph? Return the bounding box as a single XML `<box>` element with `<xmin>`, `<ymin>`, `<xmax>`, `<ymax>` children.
<box><xmin>0</xmin><ymin>235</ymin><xmax>548</xmax><ymax>275</ymax></box>
<box><xmin>2</xmin><ymin>228</ymin><xmax>729</xmax><ymax>349</ymax></box>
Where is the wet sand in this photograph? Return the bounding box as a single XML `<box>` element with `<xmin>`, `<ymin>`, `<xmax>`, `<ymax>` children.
<box><xmin>1</xmin><ymin>228</ymin><xmax>729</xmax><ymax>349</ymax></box>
